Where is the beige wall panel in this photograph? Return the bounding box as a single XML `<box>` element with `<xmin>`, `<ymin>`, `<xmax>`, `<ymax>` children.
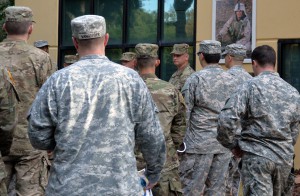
<box><xmin>257</xmin><ymin>0</ymin><xmax>300</xmax><ymax>39</ymax></box>
<box><xmin>49</xmin><ymin>47</ymin><xmax>58</xmax><ymax>64</ymax></box>
<box><xmin>15</xmin><ymin>0</ymin><xmax>59</xmax><ymax>47</ymax></box>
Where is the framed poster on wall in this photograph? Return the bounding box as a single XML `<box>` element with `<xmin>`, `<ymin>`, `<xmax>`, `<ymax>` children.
<box><xmin>212</xmin><ymin>0</ymin><xmax>256</xmax><ymax>63</ymax></box>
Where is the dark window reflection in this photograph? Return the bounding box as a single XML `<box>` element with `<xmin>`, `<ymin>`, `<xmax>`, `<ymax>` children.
<box><xmin>281</xmin><ymin>43</ymin><xmax>300</xmax><ymax>92</ymax></box>
<box><xmin>127</xmin><ymin>0</ymin><xmax>157</xmax><ymax>44</ymax></box>
<box><xmin>105</xmin><ymin>48</ymin><xmax>123</xmax><ymax>63</ymax></box>
<box><xmin>94</xmin><ymin>0</ymin><xmax>123</xmax><ymax>45</ymax></box>
<box><xmin>62</xmin><ymin>0</ymin><xmax>90</xmax><ymax>46</ymax></box>
<box><xmin>163</xmin><ymin>0</ymin><xmax>194</xmax><ymax>42</ymax></box>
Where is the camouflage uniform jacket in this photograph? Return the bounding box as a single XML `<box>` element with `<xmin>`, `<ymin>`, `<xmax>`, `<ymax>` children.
<box><xmin>169</xmin><ymin>64</ymin><xmax>195</xmax><ymax>92</ymax></box>
<box><xmin>0</xmin><ymin>67</ymin><xmax>19</xmax><ymax>156</ymax></box>
<box><xmin>0</xmin><ymin>38</ymin><xmax>54</xmax><ymax>155</ymax></box>
<box><xmin>227</xmin><ymin>65</ymin><xmax>252</xmax><ymax>84</ymax></box>
<box><xmin>181</xmin><ymin>64</ymin><xmax>234</xmax><ymax>154</ymax></box>
<box><xmin>28</xmin><ymin>55</ymin><xmax>166</xmax><ymax>196</ymax></box>
<box><xmin>140</xmin><ymin>73</ymin><xmax>186</xmax><ymax>173</ymax></box>
<box><xmin>218</xmin><ymin>71</ymin><xmax>300</xmax><ymax>167</ymax></box>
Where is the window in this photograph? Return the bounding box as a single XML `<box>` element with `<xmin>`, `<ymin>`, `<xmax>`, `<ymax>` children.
<box><xmin>58</xmin><ymin>0</ymin><xmax>196</xmax><ymax>81</ymax></box>
<box><xmin>278</xmin><ymin>39</ymin><xmax>300</xmax><ymax>92</ymax></box>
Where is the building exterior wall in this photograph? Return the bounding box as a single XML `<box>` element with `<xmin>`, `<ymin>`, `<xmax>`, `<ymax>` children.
<box><xmin>15</xmin><ymin>0</ymin><xmax>59</xmax><ymax>63</ymax></box>
<box><xmin>15</xmin><ymin>0</ymin><xmax>300</xmax><ymax>169</ymax></box>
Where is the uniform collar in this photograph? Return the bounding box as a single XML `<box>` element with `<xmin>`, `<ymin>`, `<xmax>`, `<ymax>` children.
<box><xmin>258</xmin><ymin>71</ymin><xmax>279</xmax><ymax>77</ymax></box>
<box><xmin>80</xmin><ymin>54</ymin><xmax>108</xmax><ymax>61</ymax></box>
<box><xmin>140</xmin><ymin>73</ymin><xmax>158</xmax><ymax>80</ymax></box>
<box><xmin>203</xmin><ymin>64</ymin><xmax>222</xmax><ymax>70</ymax></box>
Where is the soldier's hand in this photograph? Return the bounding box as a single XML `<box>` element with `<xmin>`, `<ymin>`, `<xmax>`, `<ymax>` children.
<box><xmin>145</xmin><ymin>182</ymin><xmax>157</xmax><ymax>190</ymax></box>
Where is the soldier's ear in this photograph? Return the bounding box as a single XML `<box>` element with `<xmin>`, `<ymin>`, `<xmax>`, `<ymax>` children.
<box><xmin>28</xmin><ymin>25</ymin><xmax>33</xmax><ymax>35</ymax></box>
<box><xmin>104</xmin><ymin>33</ymin><xmax>109</xmax><ymax>47</ymax></box>
<box><xmin>2</xmin><ymin>23</ymin><xmax>6</xmax><ymax>31</ymax></box>
<box><xmin>72</xmin><ymin>37</ymin><xmax>79</xmax><ymax>50</ymax></box>
<box><xmin>155</xmin><ymin>59</ymin><xmax>160</xmax><ymax>67</ymax></box>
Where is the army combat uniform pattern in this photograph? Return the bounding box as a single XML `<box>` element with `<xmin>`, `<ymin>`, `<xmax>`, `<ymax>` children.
<box><xmin>140</xmin><ymin>73</ymin><xmax>186</xmax><ymax>196</ymax></box>
<box><xmin>180</xmin><ymin>63</ymin><xmax>235</xmax><ymax>196</ymax></box>
<box><xmin>169</xmin><ymin>64</ymin><xmax>195</xmax><ymax>92</ymax></box>
<box><xmin>0</xmin><ymin>68</ymin><xmax>19</xmax><ymax>196</ymax></box>
<box><xmin>28</xmin><ymin>54</ymin><xmax>166</xmax><ymax>196</ymax></box>
<box><xmin>218</xmin><ymin>71</ymin><xmax>300</xmax><ymax>195</ymax></box>
<box><xmin>0</xmin><ymin>37</ymin><xmax>54</xmax><ymax>195</ymax></box>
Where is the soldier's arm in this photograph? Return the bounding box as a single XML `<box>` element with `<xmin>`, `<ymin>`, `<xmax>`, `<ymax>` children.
<box><xmin>217</xmin><ymin>84</ymin><xmax>249</xmax><ymax>149</ymax></box>
<box><xmin>291</xmin><ymin>99</ymin><xmax>300</xmax><ymax>145</ymax></box>
<box><xmin>135</xmin><ymin>84</ymin><xmax>166</xmax><ymax>184</ymax></box>
<box><xmin>181</xmin><ymin>76</ymin><xmax>195</xmax><ymax>130</ymax></box>
<box><xmin>28</xmin><ymin>76</ymin><xmax>57</xmax><ymax>151</ymax></box>
<box><xmin>0</xmin><ymin>69</ymin><xmax>18</xmax><ymax>156</ymax></box>
<box><xmin>35</xmin><ymin>54</ymin><xmax>56</xmax><ymax>87</ymax></box>
<box><xmin>170</xmin><ymin>90</ymin><xmax>186</xmax><ymax>149</ymax></box>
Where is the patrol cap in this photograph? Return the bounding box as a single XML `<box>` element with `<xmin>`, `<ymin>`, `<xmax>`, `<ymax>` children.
<box><xmin>234</xmin><ymin>3</ymin><xmax>246</xmax><ymax>12</ymax></box>
<box><xmin>71</xmin><ymin>15</ymin><xmax>106</xmax><ymax>40</ymax></box>
<box><xmin>64</xmin><ymin>55</ymin><xmax>79</xmax><ymax>64</ymax></box>
<box><xmin>34</xmin><ymin>40</ymin><xmax>49</xmax><ymax>48</ymax></box>
<box><xmin>197</xmin><ymin>40</ymin><xmax>221</xmax><ymax>55</ymax></box>
<box><xmin>135</xmin><ymin>43</ymin><xmax>158</xmax><ymax>59</ymax></box>
<box><xmin>222</xmin><ymin>43</ymin><xmax>247</xmax><ymax>57</ymax></box>
<box><xmin>170</xmin><ymin>43</ymin><xmax>189</xmax><ymax>55</ymax></box>
<box><xmin>5</xmin><ymin>6</ymin><xmax>34</xmax><ymax>22</ymax></box>
<box><xmin>120</xmin><ymin>52</ymin><xmax>136</xmax><ymax>61</ymax></box>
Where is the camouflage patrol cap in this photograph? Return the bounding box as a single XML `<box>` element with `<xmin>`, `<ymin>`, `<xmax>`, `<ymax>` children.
<box><xmin>34</xmin><ymin>40</ymin><xmax>49</xmax><ymax>48</ymax></box>
<box><xmin>120</xmin><ymin>52</ymin><xmax>136</xmax><ymax>61</ymax></box>
<box><xmin>5</xmin><ymin>6</ymin><xmax>34</xmax><ymax>22</ymax></box>
<box><xmin>170</xmin><ymin>43</ymin><xmax>189</xmax><ymax>55</ymax></box>
<box><xmin>71</xmin><ymin>15</ymin><xmax>106</xmax><ymax>40</ymax></box>
<box><xmin>64</xmin><ymin>55</ymin><xmax>79</xmax><ymax>64</ymax></box>
<box><xmin>198</xmin><ymin>40</ymin><xmax>221</xmax><ymax>54</ymax></box>
<box><xmin>135</xmin><ymin>43</ymin><xmax>158</xmax><ymax>58</ymax></box>
<box><xmin>222</xmin><ymin>44</ymin><xmax>247</xmax><ymax>57</ymax></box>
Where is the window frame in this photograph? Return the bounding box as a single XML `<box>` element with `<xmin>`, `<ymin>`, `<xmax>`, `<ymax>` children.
<box><xmin>58</xmin><ymin>0</ymin><xmax>197</xmax><ymax>79</ymax></box>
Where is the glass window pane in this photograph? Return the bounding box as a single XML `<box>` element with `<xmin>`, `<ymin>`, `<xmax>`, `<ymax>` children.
<box><xmin>163</xmin><ymin>0</ymin><xmax>194</xmax><ymax>43</ymax></box>
<box><xmin>62</xmin><ymin>0</ymin><xmax>90</xmax><ymax>46</ymax></box>
<box><xmin>105</xmin><ymin>48</ymin><xmax>123</xmax><ymax>64</ymax></box>
<box><xmin>160</xmin><ymin>46</ymin><xmax>194</xmax><ymax>81</ymax></box>
<box><xmin>94</xmin><ymin>0</ymin><xmax>123</xmax><ymax>45</ymax></box>
<box><xmin>127</xmin><ymin>0</ymin><xmax>157</xmax><ymax>44</ymax></box>
<box><xmin>281</xmin><ymin>43</ymin><xmax>300</xmax><ymax>92</ymax></box>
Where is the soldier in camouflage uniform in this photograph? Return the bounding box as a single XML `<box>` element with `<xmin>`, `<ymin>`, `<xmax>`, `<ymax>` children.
<box><xmin>0</xmin><ymin>68</ymin><xmax>19</xmax><ymax>196</ymax></box>
<box><xmin>120</xmin><ymin>52</ymin><xmax>137</xmax><ymax>70</ymax></box>
<box><xmin>169</xmin><ymin>43</ymin><xmax>195</xmax><ymax>92</ymax></box>
<box><xmin>27</xmin><ymin>15</ymin><xmax>166</xmax><ymax>195</ymax></box>
<box><xmin>0</xmin><ymin>6</ymin><xmax>55</xmax><ymax>195</ymax></box>
<box><xmin>34</xmin><ymin>40</ymin><xmax>49</xmax><ymax>53</ymax></box>
<box><xmin>63</xmin><ymin>54</ymin><xmax>79</xmax><ymax>67</ymax></box>
<box><xmin>217</xmin><ymin>45</ymin><xmax>300</xmax><ymax>195</ymax></box>
<box><xmin>218</xmin><ymin>3</ymin><xmax>251</xmax><ymax>52</ymax></box>
<box><xmin>179</xmin><ymin>40</ymin><xmax>234</xmax><ymax>196</ymax></box>
<box><xmin>223</xmin><ymin>44</ymin><xmax>252</xmax><ymax>196</ymax></box>
<box><xmin>135</xmin><ymin>43</ymin><xmax>186</xmax><ymax>196</ymax></box>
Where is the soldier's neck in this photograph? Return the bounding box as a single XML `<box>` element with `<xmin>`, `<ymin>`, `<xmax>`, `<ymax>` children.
<box><xmin>7</xmin><ymin>34</ymin><xmax>28</xmax><ymax>42</ymax></box>
<box><xmin>139</xmin><ymin>67</ymin><xmax>156</xmax><ymax>75</ymax></box>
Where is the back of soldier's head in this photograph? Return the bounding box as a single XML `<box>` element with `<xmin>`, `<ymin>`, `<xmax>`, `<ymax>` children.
<box><xmin>251</xmin><ymin>45</ymin><xmax>276</xmax><ymax>67</ymax></box>
<box><xmin>4</xmin><ymin>6</ymin><xmax>34</xmax><ymax>35</ymax></box>
<box><xmin>198</xmin><ymin>40</ymin><xmax>221</xmax><ymax>64</ymax></box>
<box><xmin>222</xmin><ymin>43</ymin><xmax>246</xmax><ymax>61</ymax></box>
<box><xmin>71</xmin><ymin>15</ymin><xmax>106</xmax><ymax>48</ymax></box>
<box><xmin>135</xmin><ymin>43</ymin><xmax>159</xmax><ymax>69</ymax></box>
